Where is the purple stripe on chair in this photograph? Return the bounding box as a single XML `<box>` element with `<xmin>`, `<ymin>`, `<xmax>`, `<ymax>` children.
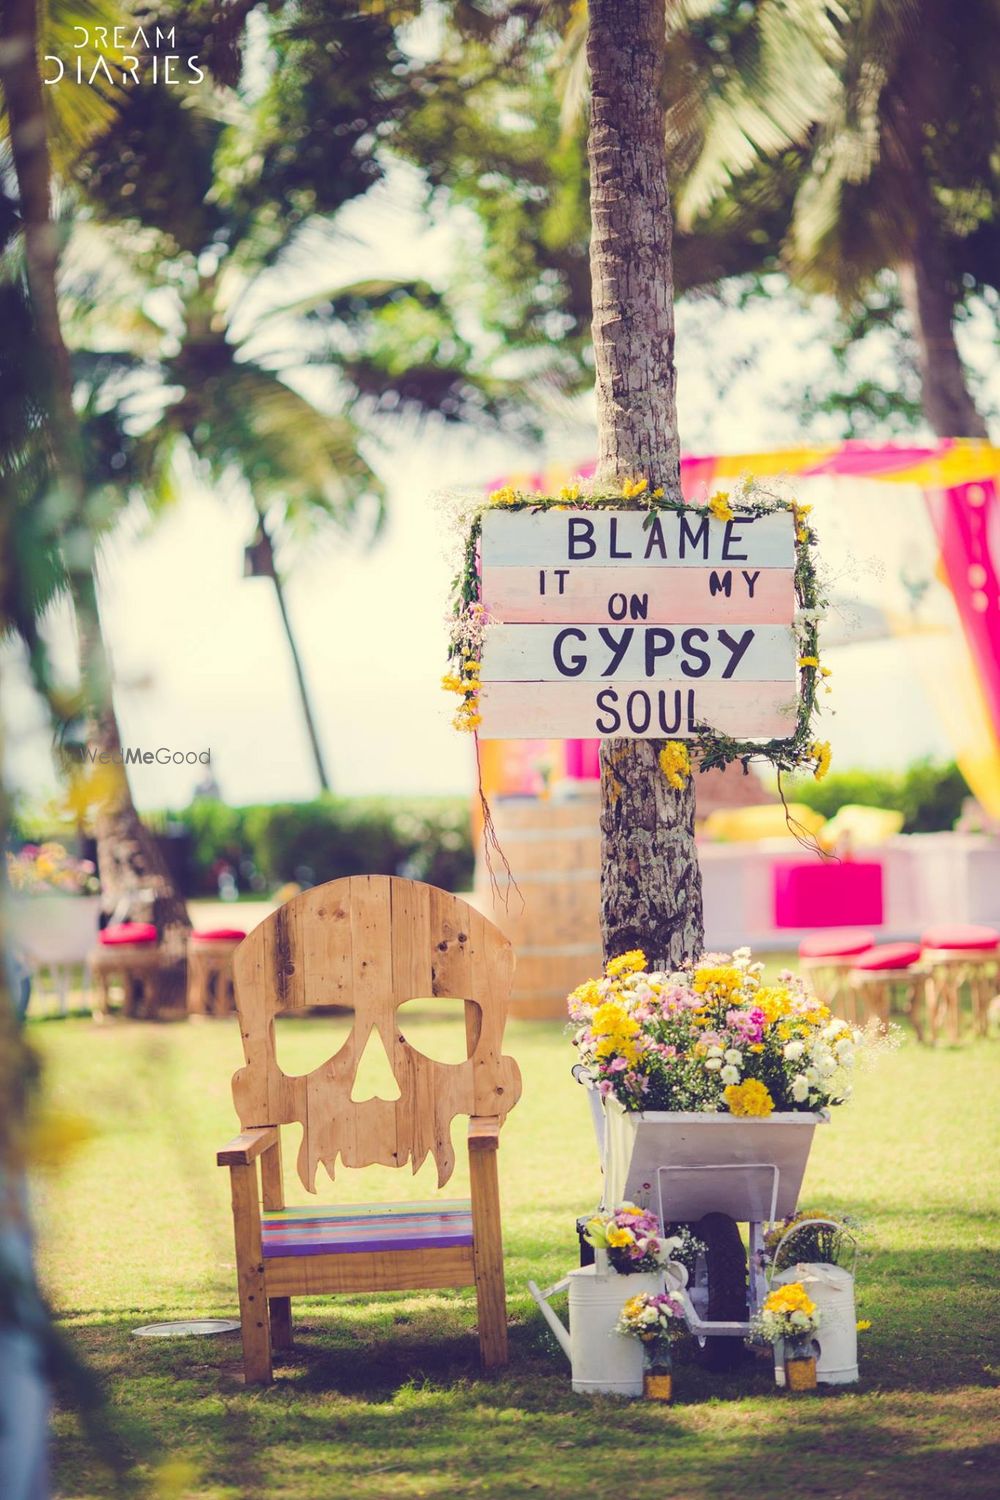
<box><xmin>261</xmin><ymin>1201</ymin><xmax>474</xmax><ymax>1258</ymax></box>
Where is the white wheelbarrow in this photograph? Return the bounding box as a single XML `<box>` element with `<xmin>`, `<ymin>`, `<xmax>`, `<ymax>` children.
<box><xmin>578</xmin><ymin>1071</ymin><xmax>828</xmax><ymax>1362</ymax></box>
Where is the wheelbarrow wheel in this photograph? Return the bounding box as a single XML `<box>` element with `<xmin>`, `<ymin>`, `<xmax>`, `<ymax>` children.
<box><xmin>692</xmin><ymin>1212</ymin><xmax>748</xmax><ymax>1372</ymax></box>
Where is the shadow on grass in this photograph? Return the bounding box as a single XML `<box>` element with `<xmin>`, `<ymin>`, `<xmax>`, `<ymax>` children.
<box><xmin>55</xmin><ymin>1303</ymin><xmax>1000</xmax><ymax>1500</ymax></box>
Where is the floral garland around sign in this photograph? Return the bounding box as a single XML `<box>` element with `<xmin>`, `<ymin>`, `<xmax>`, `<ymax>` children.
<box><xmin>442</xmin><ymin>474</ymin><xmax>833</xmax><ymax>784</ymax></box>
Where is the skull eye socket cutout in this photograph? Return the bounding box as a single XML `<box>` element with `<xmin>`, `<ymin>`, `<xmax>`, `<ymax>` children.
<box><xmin>395</xmin><ymin>996</ymin><xmax>478</xmax><ymax>1066</ymax></box>
<box><xmin>272</xmin><ymin>1007</ymin><xmax>355</xmax><ymax>1079</ymax></box>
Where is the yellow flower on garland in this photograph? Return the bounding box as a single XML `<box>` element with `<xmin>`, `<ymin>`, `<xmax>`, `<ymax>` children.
<box><xmin>707</xmin><ymin>490</ymin><xmax>734</xmax><ymax>523</ymax></box>
<box><xmin>798</xmin><ymin>656</ymin><xmax>820</xmax><ymax>668</ymax></box>
<box><xmin>489</xmin><ymin>485</ymin><xmax>518</xmax><ymax>506</ymax></box>
<box><xmin>560</xmin><ymin>482</ymin><xmax>581</xmax><ymax>501</ymax></box>
<box><xmin>658</xmin><ymin>740</ymin><xmax>691</xmax><ymax>789</ymax></box>
<box><xmin>724</xmin><ymin>1079</ymin><xmax>775</xmax><ymax>1117</ymax></box>
<box><xmin>606</xmin><ymin>950</ymin><xmax>646</xmax><ymax>978</ymax></box>
<box><xmin>810</xmin><ymin>740</ymin><xmax>832</xmax><ymax>781</ymax></box>
<box><xmin>621</xmin><ymin>477</ymin><xmax>649</xmax><ymax>499</ymax></box>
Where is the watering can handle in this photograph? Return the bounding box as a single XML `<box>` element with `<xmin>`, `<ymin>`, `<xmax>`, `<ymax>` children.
<box><xmin>765</xmin><ymin>1218</ymin><xmax>859</xmax><ymax>1283</ymax></box>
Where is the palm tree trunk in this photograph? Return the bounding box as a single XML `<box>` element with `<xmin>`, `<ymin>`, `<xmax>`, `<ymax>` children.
<box><xmin>587</xmin><ymin>0</ymin><xmax>704</xmax><ymax>967</ymax></box>
<box><xmin>255</xmin><ymin>514</ymin><xmax>333</xmax><ymax>795</ymax></box>
<box><xmin>898</xmin><ymin>245</ymin><xmax>990</xmax><ymax>440</ymax></box>
<box><xmin>0</xmin><ymin>0</ymin><xmax>191</xmax><ymax>975</ymax></box>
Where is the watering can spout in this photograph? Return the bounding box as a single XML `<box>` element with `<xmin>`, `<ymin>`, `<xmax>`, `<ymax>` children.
<box><xmin>527</xmin><ymin>1278</ymin><xmax>572</xmax><ymax>1361</ymax></box>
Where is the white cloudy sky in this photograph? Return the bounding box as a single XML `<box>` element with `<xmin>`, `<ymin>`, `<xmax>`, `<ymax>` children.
<box><xmin>5</xmin><ymin>163</ymin><xmax>992</xmax><ymax>813</ymax></box>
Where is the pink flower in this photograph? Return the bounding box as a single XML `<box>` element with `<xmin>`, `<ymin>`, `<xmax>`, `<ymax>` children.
<box><xmin>598</xmin><ymin>1080</ymin><xmax>614</xmax><ymax>1097</ymax></box>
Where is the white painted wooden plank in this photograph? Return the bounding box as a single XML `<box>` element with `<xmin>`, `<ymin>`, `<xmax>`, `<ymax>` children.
<box><xmin>481</xmin><ymin>566</ymin><xmax>794</xmax><ymax>624</ymax></box>
<box><xmin>481</xmin><ymin>623</ymin><xmax>796</xmax><ymax>683</ymax></box>
<box><xmin>477</xmin><ymin>680</ymin><xmax>797</xmax><ymax>740</ymax></box>
<box><xmin>481</xmin><ymin>508</ymin><xmax>794</xmax><ymax>569</ymax></box>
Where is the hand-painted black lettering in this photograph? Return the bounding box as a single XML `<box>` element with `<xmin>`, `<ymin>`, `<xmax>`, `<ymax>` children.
<box><xmin>644</xmin><ymin>628</ymin><xmax>675</xmax><ymax>676</ymax></box>
<box><xmin>568</xmin><ymin>517</ymin><xmax>596</xmax><ymax>559</ymax></box>
<box><xmin>553</xmin><ymin>627</ymin><xmax>587</xmax><ymax>677</ymax></box>
<box><xmin>680</xmin><ymin>627</ymin><xmax>711</xmax><ymax>678</ymax></box>
<box><xmin>598</xmin><ymin>627</ymin><xmax>633</xmax><ymax>676</ymax></box>
<box><xmin>595</xmin><ymin>688</ymin><xmax>621</xmax><ymax>733</ymax></box>
<box><xmin>718</xmin><ymin>628</ymin><xmax>755</xmax><ymax>679</ymax></box>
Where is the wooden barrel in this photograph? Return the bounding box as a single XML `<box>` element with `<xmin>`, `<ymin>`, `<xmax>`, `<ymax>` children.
<box><xmin>474</xmin><ymin>788</ymin><xmax>602</xmax><ymax>1020</ymax></box>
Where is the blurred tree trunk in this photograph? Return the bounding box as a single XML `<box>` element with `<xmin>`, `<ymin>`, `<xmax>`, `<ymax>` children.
<box><xmin>898</xmin><ymin>227</ymin><xmax>990</xmax><ymax>441</ymax></box>
<box><xmin>587</xmin><ymin>0</ymin><xmax>704</xmax><ymax>968</ymax></box>
<box><xmin>251</xmin><ymin>513</ymin><xmax>332</xmax><ymax>795</ymax></box>
<box><xmin>0</xmin><ymin>0</ymin><xmax>191</xmax><ymax>979</ymax></box>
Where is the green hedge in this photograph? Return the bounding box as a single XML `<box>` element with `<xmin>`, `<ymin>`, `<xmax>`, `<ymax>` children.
<box><xmin>181</xmin><ymin>796</ymin><xmax>474</xmax><ymax>894</ymax></box>
<box><xmin>784</xmin><ymin>759</ymin><xmax>970</xmax><ymax>833</ymax></box>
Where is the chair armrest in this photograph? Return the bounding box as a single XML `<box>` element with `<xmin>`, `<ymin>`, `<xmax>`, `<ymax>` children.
<box><xmin>217</xmin><ymin>1126</ymin><xmax>279</xmax><ymax>1167</ymax></box>
<box><xmin>468</xmin><ymin>1115</ymin><xmax>501</xmax><ymax>1152</ymax></box>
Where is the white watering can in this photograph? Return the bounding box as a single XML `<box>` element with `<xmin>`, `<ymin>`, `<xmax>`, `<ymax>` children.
<box><xmin>769</xmin><ymin>1219</ymin><xmax>860</xmax><ymax>1386</ymax></box>
<box><xmin>528</xmin><ymin>1255</ymin><xmax>687</xmax><ymax>1397</ymax></box>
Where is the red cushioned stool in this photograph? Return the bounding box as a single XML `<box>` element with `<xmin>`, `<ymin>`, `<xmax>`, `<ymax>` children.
<box><xmin>799</xmin><ymin>929</ymin><xmax>875</xmax><ymax>1021</ymax></box>
<box><xmin>187</xmin><ymin>929</ymin><xmax>247</xmax><ymax>1017</ymax></box>
<box><xmin>920</xmin><ymin>925</ymin><xmax>1000</xmax><ymax>1043</ymax></box>
<box><xmin>849</xmin><ymin>942</ymin><xmax>923</xmax><ymax>1034</ymax></box>
<box><xmin>90</xmin><ymin>923</ymin><xmax>165</xmax><ymax>1018</ymax></box>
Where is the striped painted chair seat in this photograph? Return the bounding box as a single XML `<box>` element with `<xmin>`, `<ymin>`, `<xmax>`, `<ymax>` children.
<box><xmin>261</xmin><ymin>1200</ymin><xmax>474</xmax><ymax>1259</ymax></box>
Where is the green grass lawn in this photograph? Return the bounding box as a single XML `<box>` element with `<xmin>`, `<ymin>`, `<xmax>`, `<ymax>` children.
<box><xmin>29</xmin><ymin>1009</ymin><xmax>1000</xmax><ymax>1500</ymax></box>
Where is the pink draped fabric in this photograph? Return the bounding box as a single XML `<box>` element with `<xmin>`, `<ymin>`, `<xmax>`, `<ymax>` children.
<box><xmin>924</xmin><ymin>478</ymin><xmax>1000</xmax><ymax>738</ymax></box>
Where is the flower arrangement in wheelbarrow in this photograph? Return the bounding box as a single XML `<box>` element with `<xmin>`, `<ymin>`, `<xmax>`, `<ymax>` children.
<box><xmin>616</xmin><ymin>1290</ymin><xmax>687</xmax><ymax>1401</ymax></box>
<box><xmin>569</xmin><ymin>946</ymin><xmax>869</xmax><ymax>1115</ymax></box>
<box><xmin>751</xmin><ymin>1282</ymin><xmax>822</xmax><ymax>1392</ymax></box>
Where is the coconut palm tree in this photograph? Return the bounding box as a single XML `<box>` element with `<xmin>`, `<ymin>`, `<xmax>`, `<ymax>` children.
<box><xmin>0</xmin><ymin>0</ymin><xmax>194</xmax><ymax>971</ymax></box>
<box><xmin>570</xmin><ymin>0</ymin><xmax>998</xmax><ymax>438</ymax></box>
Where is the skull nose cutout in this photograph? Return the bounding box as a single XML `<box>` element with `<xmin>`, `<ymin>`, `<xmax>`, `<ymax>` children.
<box><xmin>350</xmin><ymin>1026</ymin><xmax>401</xmax><ymax>1103</ymax></box>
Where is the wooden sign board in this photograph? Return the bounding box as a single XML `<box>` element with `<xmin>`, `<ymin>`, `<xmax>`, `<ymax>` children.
<box><xmin>478</xmin><ymin>508</ymin><xmax>798</xmax><ymax>740</ymax></box>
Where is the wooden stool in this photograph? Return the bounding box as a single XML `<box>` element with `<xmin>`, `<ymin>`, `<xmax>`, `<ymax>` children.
<box><xmin>187</xmin><ymin>928</ymin><xmax>246</xmax><ymax>1017</ymax></box>
<box><xmin>849</xmin><ymin>942</ymin><xmax>923</xmax><ymax>1035</ymax></box>
<box><xmin>798</xmin><ymin>928</ymin><xmax>875</xmax><ymax>1021</ymax></box>
<box><xmin>919</xmin><ymin>924</ymin><xmax>1000</xmax><ymax>1043</ymax></box>
<box><xmin>90</xmin><ymin>922</ymin><xmax>163</xmax><ymax>1018</ymax></box>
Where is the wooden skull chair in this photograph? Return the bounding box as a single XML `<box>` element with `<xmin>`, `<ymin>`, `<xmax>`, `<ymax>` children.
<box><xmin>217</xmin><ymin>876</ymin><xmax>522</xmax><ymax>1384</ymax></box>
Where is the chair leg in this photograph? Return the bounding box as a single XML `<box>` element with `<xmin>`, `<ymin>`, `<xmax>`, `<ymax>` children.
<box><xmin>469</xmin><ymin>1129</ymin><xmax>508</xmax><ymax>1369</ymax></box>
<box><xmin>228</xmin><ymin>1162</ymin><xmax>272</xmax><ymax>1384</ymax></box>
<box><xmin>269</xmin><ymin>1297</ymin><xmax>293</xmax><ymax>1351</ymax></box>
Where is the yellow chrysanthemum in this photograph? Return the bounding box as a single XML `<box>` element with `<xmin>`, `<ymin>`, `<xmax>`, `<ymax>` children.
<box><xmin>692</xmin><ymin>964</ymin><xmax>744</xmax><ymax>1000</ymax></box>
<box><xmin>570</xmin><ymin>978</ymin><xmax>602</xmax><ymax>1009</ymax></box>
<box><xmin>707</xmin><ymin>490</ymin><xmax>734</xmax><ymax>523</ymax></box>
<box><xmin>605</xmin><ymin>950</ymin><xmax>646</xmax><ymax>978</ymax></box>
<box><xmin>658</xmin><ymin>740</ymin><xmax>691</xmax><ymax>790</ymax></box>
<box><xmin>489</xmin><ymin>485</ymin><xmax>519</xmax><ymax>506</ymax></box>
<box><xmin>798</xmin><ymin>656</ymin><xmax>820</xmax><ymax>669</ymax></box>
<box><xmin>764</xmin><ymin>1282</ymin><xmax>816</xmax><ymax>1317</ymax></box>
<box><xmin>724</xmin><ymin>1079</ymin><xmax>775</xmax><ymax>1117</ymax></box>
<box><xmin>560</xmin><ymin>482</ymin><xmax>581</xmax><ymax>501</ymax></box>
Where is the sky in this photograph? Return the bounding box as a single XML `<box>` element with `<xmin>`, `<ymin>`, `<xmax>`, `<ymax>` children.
<box><xmin>3</xmin><ymin>163</ymin><xmax>983</xmax><ymax>815</ymax></box>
